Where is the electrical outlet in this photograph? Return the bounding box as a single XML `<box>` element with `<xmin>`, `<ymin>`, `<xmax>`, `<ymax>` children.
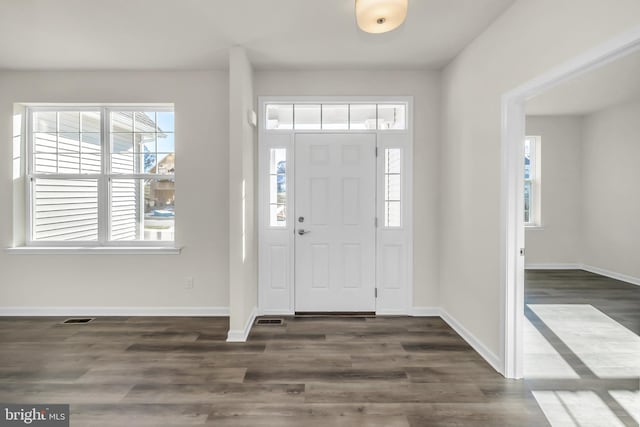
<box><xmin>184</xmin><ymin>276</ymin><xmax>194</xmax><ymax>289</ymax></box>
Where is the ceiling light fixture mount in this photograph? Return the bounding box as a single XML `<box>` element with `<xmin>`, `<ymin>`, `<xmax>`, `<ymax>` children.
<box><xmin>356</xmin><ymin>0</ymin><xmax>408</xmax><ymax>34</ymax></box>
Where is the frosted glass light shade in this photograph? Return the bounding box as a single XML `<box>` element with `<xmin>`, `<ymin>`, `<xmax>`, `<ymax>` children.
<box><xmin>355</xmin><ymin>0</ymin><xmax>408</xmax><ymax>34</ymax></box>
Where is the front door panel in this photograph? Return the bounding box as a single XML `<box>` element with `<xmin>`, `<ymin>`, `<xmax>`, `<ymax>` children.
<box><xmin>294</xmin><ymin>133</ymin><xmax>376</xmax><ymax>312</ymax></box>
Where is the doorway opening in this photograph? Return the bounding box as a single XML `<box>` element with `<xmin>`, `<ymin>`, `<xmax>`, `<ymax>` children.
<box><xmin>518</xmin><ymin>41</ymin><xmax>640</xmax><ymax>425</ymax></box>
<box><xmin>501</xmin><ymin>28</ymin><xmax>640</xmax><ymax>380</ymax></box>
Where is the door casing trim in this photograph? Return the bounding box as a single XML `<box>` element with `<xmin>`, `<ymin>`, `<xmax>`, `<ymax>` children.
<box><xmin>500</xmin><ymin>26</ymin><xmax>640</xmax><ymax>379</ymax></box>
<box><xmin>258</xmin><ymin>96</ymin><xmax>414</xmax><ymax>315</ymax></box>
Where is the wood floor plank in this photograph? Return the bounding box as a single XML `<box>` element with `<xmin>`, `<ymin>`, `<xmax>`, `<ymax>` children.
<box><xmin>203</xmin><ymin>415</ymin><xmax>410</xmax><ymax>427</ymax></box>
<box><xmin>124</xmin><ymin>383</ymin><xmax>305</xmax><ymax>404</ymax></box>
<box><xmin>0</xmin><ymin>383</ymin><xmax>134</xmax><ymax>404</ymax></box>
<box><xmin>70</xmin><ymin>404</ymin><xmax>211</xmax><ymax>426</ymax></box>
<box><xmin>125</xmin><ymin>342</ymin><xmax>266</xmax><ymax>353</ymax></box>
<box><xmin>244</xmin><ymin>367</ymin><xmax>408</xmax><ymax>383</ymax></box>
<box><xmin>304</xmin><ymin>382</ymin><xmax>490</xmax><ymax>404</ymax></box>
<box><xmin>76</xmin><ymin>367</ymin><xmax>247</xmax><ymax>385</ymax></box>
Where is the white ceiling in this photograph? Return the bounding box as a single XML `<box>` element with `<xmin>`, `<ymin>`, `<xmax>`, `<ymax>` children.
<box><xmin>526</xmin><ymin>49</ymin><xmax>640</xmax><ymax>116</ymax></box>
<box><xmin>0</xmin><ymin>0</ymin><xmax>515</xmax><ymax>70</ymax></box>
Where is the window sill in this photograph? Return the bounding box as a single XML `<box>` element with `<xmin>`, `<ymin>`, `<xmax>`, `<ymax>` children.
<box><xmin>5</xmin><ymin>246</ymin><xmax>182</xmax><ymax>255</ymax></box>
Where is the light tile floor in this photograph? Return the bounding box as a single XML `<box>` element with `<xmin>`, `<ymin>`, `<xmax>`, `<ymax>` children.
<box><xmin>525</xmin><ymin>270</ymin><xmax>640</xmax><ymax>427</ymax></box>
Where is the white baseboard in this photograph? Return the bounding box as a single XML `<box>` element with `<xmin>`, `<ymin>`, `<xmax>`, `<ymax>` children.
<box><xmin>374</xmin><ymin>308</ymin><xmax>411</xmax><ymax>316</ymax></box>
<box><xmin>411</xmin><ymin>306</ymin><xmax>502</xmax><ymax>374</ymax></box>
<box><xmin>226</xmin><ymin>306</ymin><xmax>258</xmax><ymax>342</ymax></box>
<box><xmin>525</xmin><ymin>263</ymin><xmax>581</xmax><ymax>270</ymax></box>
<box><xmin>439</xmin><ymin>308</ymin><xmax>503</xmax><ymax>375</ymax></box>
<box><xmin>258</xmin><ymin>308</ymin><xmax>294</xmax><ymax>316</ymax></box>
<box><xmin>410</xmin><ymin>307</ymin><xmax>442</xmax><ymax>317</ymax></box>
<box><xmin>0</xmin><ymin>306</ymin><xmax>230</xmax><ymax>317</ymax></box>
<box><xmin>581</xmin><ymin>264</ymin><xmax>640</xmax><ymax>287</ymax></box>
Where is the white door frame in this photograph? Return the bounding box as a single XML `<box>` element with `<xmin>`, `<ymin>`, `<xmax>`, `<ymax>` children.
<box><xmin>501</xmin><ymin>26</ymin><xmax>640</xmax><ymax>379</ymax></box>
<box><xmin>258</xmin><ymin>96</ymin><xmax>414</xmax><ymax>315</ymax></box>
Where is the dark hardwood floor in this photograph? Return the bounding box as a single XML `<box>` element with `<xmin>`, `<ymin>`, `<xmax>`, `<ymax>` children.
<box><xmin>525</xmin><ymin>269</ymin><xmax>640</xmax><ymax>335</ymax></box>
<box><xmin>0</xmin><ymin>315</ymin><xmax>547</xmax><ymax>426</ymax></box>
<box><xmin>0</xmin><ymin>270</ymin><xmax>636</xmax><ymax>426</ymax></box>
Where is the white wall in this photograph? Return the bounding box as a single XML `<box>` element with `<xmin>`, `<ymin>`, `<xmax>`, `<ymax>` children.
<box><xmin>440</xmin><ymin>0</ymin><xmax>640</xmax><ymax>359</ymax></box>
<box><xmin>582</xmin><ymin>100</ymin><xmax>640</xmax><ymax>279</ymax></box>
<box><xmin>255</xmin><ymin>70</ymin><xmax>441</xmax><ymax>307</ymax></box>
<box><xmin>228</xmin><ymin>48</ymin><xmax>258</xmax><ymax>335</ymax></box>
<box><xmin>0</xmin><ymin>71</ymin><xmax>230</xmax><ymax>311</ymax></box>
<box><xmin>525</xmin><ymin>116</ymin><xmax>583</xmax><ymax>266</ymax></box>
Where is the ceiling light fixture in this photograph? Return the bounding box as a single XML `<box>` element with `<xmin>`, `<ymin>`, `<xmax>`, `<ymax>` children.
<box><xmin>355</xmin><ymin>0</ymin><xmax>408</xmax><ymax>34</ymax></box>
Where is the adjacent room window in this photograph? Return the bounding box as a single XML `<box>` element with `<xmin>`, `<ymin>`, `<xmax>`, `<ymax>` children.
<box><xmin>27</xmin><ymin>107</ymin><xmax>175</xmax><ymax>244</ymax></box>
<box><xmin>524</xmin><ymin>136</ymin><xmax>541</xmax><ymax>226</ymax></box>
<box><xmin>384</xmin><ymin>148</ymin><xmax>402</xmax><ymax>227</ymax></box>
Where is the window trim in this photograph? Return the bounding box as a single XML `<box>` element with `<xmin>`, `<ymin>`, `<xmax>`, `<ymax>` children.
<box><xmin>267</xmin><ymin>147</ymin><xmax>288</xmax><ymax>228</ymax></box>
<box><xmin>524</xmin><ymin>135</ymin><xmax>542</xmax><ymax>227</ymax></box>
<box><xmin>24</xmin><ymin>105</ymin><xmax>176</xmax><ymax>248</ymax></box>
<box><xmin>6</xmin><ymin>246</ymin><xmax>182</xmax><ymax>255</ymax></box>
<box><xmin>264</xmin><ymin>100</ymin><xmax>409</xmax><ymax>133</ymax></box>
<box><xmin>383</xmin><ymin>147</ymin><xmax>403</xmax><ymax>228</ymax></box>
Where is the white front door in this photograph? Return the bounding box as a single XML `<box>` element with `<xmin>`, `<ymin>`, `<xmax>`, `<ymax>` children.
<box><xmin>294</xmin><ymin>133</ymin><xmax>376</xmax><ymax>312</ymax></box>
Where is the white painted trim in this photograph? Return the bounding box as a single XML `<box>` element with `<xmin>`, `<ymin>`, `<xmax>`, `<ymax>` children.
<box><xmin>0</xmin><ymin>306</ymin><xmax>229</xmax><ymax>317</ymax></box>
<box><xmin>24</xmin><ymin>105</ymin><xmax>176</xmax><ymax>247</ymax></box>
<box><xmin>410</xmin><ymin>307</ymin><xmax>442</xmax><ymax>317</ymax></box>
<box><xmin>525</xmin><ymin>263</ymin><xmax>582</xmax><ymax>270</ymax></box>
<box><xmin>257</xmin><ymin>96</ymin><xmax>414</xmax><ymax>315</ymax></box>
<box><xmin>259</xmin><ymin>95</ymin><xmax>413</xmax><ymax>105</ymax></box>
<box><xmin>258</xmin><ymin>308</ymin><xmax>295</xmax><ymax>316</ymax></box>
<box><xmin>581</xmin><ymin>265</ymin><xmax>640</xmax><ymax>287</ymax></box>
<box><xmin>6</xmin><ymin>246</ymin><xmax>182</xmax><ymax>255</ymax></box>
<box><xmin>226</xmin><ymin>306</ymin><xmax>258</xmax><ymax>342</ymax></box>
<box><xmin>500</xmin><ymin>95</ymin><xmax>526</xmax><ymax>380</ymax></box>
<box><xmin>373</xmin><ymin>308</ymin><xmax>412</xmax><ymax>316</ymax></box>
<box><xmin>440</xmin><ymin>308</ymin><xmax>502</xmax><ymax>374</ymax></box>
<box><xmin>501</xmin><ymin>25</ymin><xmax>640</xmax><ymax>379</ymax></box>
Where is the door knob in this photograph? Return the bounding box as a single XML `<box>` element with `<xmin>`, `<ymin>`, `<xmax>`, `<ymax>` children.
<box><xmin>297</xmin><ymin>229</ymin><xmax>311</xmax><ymax>235</ymax></box>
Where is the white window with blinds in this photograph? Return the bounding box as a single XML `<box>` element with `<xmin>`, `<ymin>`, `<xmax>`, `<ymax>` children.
<box><xmin>26</xmin><ymin>106</ymin><xmax>175</xmax><ymax>246</ymax></box>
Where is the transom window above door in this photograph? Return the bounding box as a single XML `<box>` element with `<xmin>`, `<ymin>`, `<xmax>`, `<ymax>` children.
<box><xmin>265</xmin><ymin>103</ymin><xmax>407</xmax><ymax>131</ymax></box>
